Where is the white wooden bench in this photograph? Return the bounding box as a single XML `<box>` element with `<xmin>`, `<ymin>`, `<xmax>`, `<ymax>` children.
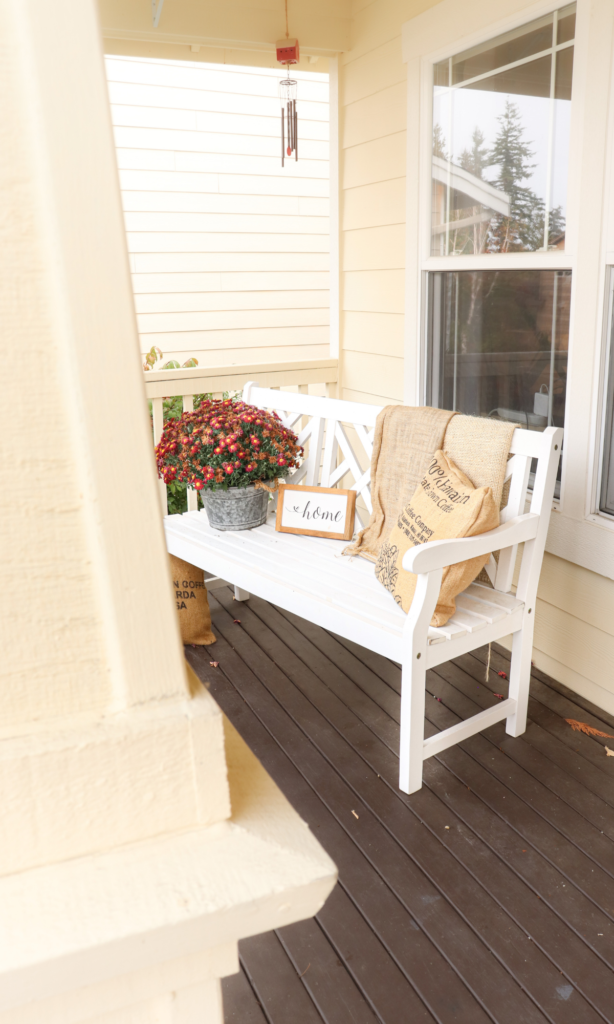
<box><xmin>164</xmin><ymin>383</ymin><xmax>563</xmax><ymax>794</ymax></box>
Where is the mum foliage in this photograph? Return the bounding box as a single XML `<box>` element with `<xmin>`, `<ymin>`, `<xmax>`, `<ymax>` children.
<box><xmin>155</xmin><ymin>398</ymin><xmax>303</xmax><ymax>492</ymax></box>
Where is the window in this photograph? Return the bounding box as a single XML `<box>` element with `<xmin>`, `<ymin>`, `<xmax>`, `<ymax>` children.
<box><xmin>425</xmin><ymin>5</ymin><xmax>576</xmax><ymax>499</ymax></box>
<box><xmin>427</xmin><ymin>269</ymin><xmax>571</xmax><ymax>427</ymax></box>
<box><xmin>404</xmin><ymin>0</ymin><xmax>614</xmax><ymax>566</ymax></box>
<box><xmin>600</xmin><ymin>272</ymin><xmax>614</xmax><ymax>515</ymax></box>
<box><xmin>431</xmin><ymin>4</ymin><xmax>575</xmax><ymax>256</ymax></box>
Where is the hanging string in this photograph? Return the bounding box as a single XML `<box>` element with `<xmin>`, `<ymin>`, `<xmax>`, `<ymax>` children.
<box><xmin>285</xmin><ymin>0</ymin><xmax>289</xmax><ymax>38</ymax></box>
<box><xmin>485</xmin><ymin>643</ymin><xmax>492</xmax><ymax>683</ymax></box>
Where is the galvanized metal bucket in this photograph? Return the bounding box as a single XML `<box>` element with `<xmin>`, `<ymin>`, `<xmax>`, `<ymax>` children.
<box><xmin>203</xmin><ymin>483</ymin><xmax>270</xmax><ymax>531</ymax></box>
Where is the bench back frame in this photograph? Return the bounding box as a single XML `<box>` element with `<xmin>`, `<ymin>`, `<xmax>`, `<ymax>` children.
<box><xmin>242</xmin><ymin>382</ymin><xmax>560</xmax><ymax>597</ymax></box>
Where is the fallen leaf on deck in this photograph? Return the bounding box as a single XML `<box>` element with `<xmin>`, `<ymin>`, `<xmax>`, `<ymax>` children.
<box><xmin>494</xmin><ymin>693</ymin><xmax>504</xmax><ymax>700</ymax></box>
<box><xmin>209</xmin><ymin>661</ymin><xmax>219</xmax><ymax>668</ymax></box>
<box><xmin>233</xmin><ymin>619</ymin><xmax>241</xmax><ymax>624</ymax></box>
<box><xmin>498</xmin><ymin>671</ymin><xmax>508</xmax><ymax>679</ymax></box>
<box><xmin>605</xmin><ymin>747</ymin><xmax>614</xmax><ymax>757</ymax></box>
<box><xmin>565</xmin><ymin>719</ymin><xmax>614</xmax><ymax>738</ymax></box>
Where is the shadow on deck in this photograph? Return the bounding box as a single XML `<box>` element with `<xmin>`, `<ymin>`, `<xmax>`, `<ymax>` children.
<box><xmin>187</xmin><ymin>588</ymin><xmax>614</xmax><ymax>1024</ymax></box>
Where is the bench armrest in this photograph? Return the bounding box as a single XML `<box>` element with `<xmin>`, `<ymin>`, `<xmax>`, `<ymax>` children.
<box><xmin>402</xmin><ymin>513</ymin><xmax>539</xmax><ymax>574</ymax></box>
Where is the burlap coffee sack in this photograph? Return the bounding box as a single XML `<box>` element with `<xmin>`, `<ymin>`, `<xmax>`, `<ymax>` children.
<box><xmin>443</xmin><ymin>415</ymin><xmax>516</xmax><ymax>584</ymax></box>
<box><xmin>344</xmin><ymin>405</ymin><xmax>457</xmax><ymax>562</ymax></box>
<box><xmin>375</xmin><ymin>451</ymin><xmax>499</xmax><ymax>626</ymax></box>
<box><xmin>443</xmin><ymin>415</ymin><xmax>516</xmax><ymax>509</ymax></box>
<box><xmin>170</xmin><ymin>554</ymin><xmax>216</xmax><ymax>645</ymax></box>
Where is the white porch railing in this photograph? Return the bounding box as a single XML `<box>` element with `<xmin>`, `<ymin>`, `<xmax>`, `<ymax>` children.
<box><xmin>144</xmin><ymin>357</ymin><xmax>339</xmax><ymax>515</ymax></box>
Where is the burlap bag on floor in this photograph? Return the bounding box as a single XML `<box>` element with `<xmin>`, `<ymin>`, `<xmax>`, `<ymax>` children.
<box><xmin>375</xmin><ymin>451</ymin><xmax>499</xmax><ymax>626</ymax></box>
<box><xmin>170</xmin><ymin>554</ymin><xmax>216</xmax><ymax>645</ymax></box>
<box><xmin>344</xmin><ymin>405</ymin><xmax>457</xmax><ymax>562</ymax></box>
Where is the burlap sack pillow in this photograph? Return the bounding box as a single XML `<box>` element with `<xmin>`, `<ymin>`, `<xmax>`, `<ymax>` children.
<box><xmin>375</xmin><ymin>451</ymin><xmax>499</xmax><ymax>626</ymax></box>
<box><xmin>170</xmin><ymin>555</ymin><xmax>216</xmax><ymax>645</ymax></box>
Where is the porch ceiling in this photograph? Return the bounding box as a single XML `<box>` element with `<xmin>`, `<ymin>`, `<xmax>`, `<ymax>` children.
<box><xmin>97</xmin><ymin>0</ymin><xmax>350</xmax><ymax>58</ymax></box>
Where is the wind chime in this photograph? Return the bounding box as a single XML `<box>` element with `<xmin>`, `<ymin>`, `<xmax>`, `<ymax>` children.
<box><xmin>276</xmin><ymin>1</ymin><xmax>299</xmax><ymax>166</ymax></box>
<box><xmin>279</xmin><ymin>72</ymin><xmax>298</xmax><ymax>166</ymax></box>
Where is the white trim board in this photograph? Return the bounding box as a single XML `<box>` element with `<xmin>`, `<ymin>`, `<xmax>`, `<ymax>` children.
<box><xmin>328</xmin><ymin>55</ymin><xmax>340</xmax><ymax>360</ymax></box>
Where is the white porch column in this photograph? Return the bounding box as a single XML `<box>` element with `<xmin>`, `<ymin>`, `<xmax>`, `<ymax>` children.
<box><xmin>0</xmin><ymin>0</ymin><xmax>336</xmax><ymax>1020</ymax></box>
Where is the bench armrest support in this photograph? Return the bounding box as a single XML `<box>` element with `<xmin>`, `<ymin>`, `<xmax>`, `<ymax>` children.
<box><xmin>402</xmin><ymin>514</ymin><xmax>539</xmax><ymax>574</ymax></box>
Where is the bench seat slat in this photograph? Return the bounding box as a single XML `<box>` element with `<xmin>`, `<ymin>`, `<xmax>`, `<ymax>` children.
<box><xmin>454</xmin><ymin>594</ymin><xmax>508</xmax><ymax>625</ymax></box>
<box><xmin>465</xmin><ymin>582</ymin><xmax>520</xmax><ymax>612</ymax></box>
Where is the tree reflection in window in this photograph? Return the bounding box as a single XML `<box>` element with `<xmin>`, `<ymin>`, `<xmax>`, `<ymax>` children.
<box><xmin>432</xmin><ymin>4</ymin><xmax>575</xmax><ymax>255</ymax></box>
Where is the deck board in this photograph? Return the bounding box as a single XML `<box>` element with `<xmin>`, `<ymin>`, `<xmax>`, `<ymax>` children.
<box><xmin>221</xmin><ymin>969</ymin><xmax>268</xmax><ymax>1024</ymax></box>
<box><xmin>187</xmin><ymin>589</ymin><xmax>614</xmax><ymax>1024</ymax></box>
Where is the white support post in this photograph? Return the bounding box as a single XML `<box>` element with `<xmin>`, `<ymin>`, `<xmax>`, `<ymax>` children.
<box><xmin>234</xmin><ymin>587</ymin><xmax>250</xmax><ymax>602</ymax></box>
<box><xmin>298</xmin><ymin>383</ymin><xmax>309</xmax><ymax>436</ymax></box>
<box><xmin>399</xmin><ymin>568</ymin><xmax>442</xmax><ymax>794</ymax></box>
<box><xmin>328</xmin><ymin>56</ymin><xmax>340</xmax><ymax>363</ymax></box>
<box><xmin>152</xmin><ymin>397</ymin><xmax>168</xmax><ymax>515</ymax></box>
<box><xmin>182</xmin><ymin>395</ymin><xmax>198</xmax><ymax>513</ymax></box>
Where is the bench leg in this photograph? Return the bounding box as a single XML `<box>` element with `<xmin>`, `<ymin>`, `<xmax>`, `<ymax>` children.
<box><xmin>398</xmin><ymin>568</ymin><xmax>442</xmax><ymax>795</ymax></box>
<box><xmin>234</xmin><ymin>586</ymin><xmax>250</xmax><ymax>602</ymax></box>
<box><xmin>505</xmin><ymin>618</ymin><xmax>533</xmax><ymax>737</ymax></box>
<box><xmin>399</xmin><ymin>649</ymin><xmax>427</xmax><ymax>795</ymax></box>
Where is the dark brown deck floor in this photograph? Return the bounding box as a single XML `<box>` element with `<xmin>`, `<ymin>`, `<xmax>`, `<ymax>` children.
<box><xmin>186</xmin><ymin>588</ymin><xmax>614</xmax><ymax>1024</ymax></box>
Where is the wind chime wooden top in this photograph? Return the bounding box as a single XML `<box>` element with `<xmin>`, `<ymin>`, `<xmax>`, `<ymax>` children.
<box><xmin>276</xmin><ymin>37</ymin><xmax>299</xmax><ymax>166</ymax></box>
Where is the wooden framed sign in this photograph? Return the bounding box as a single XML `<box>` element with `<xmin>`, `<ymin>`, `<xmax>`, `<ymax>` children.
<box><xmin>275</xmin><ymin>484</ymin><xmax>357</xmax><ymax>541</ymax></box>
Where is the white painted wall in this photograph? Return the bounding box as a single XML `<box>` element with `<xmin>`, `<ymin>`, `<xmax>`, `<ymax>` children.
<box><xmin>106</xmin><ymin>56</ymin><xmax>330</xmax><ymax>367</ymax></box>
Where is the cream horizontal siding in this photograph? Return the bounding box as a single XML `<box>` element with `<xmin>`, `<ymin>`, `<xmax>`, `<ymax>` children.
<box><xmin>106</xmin><ymin>56</ymin><xmax>330</xmax><ymax>365</ymax></box>
<box><xmin>499</xmin><ymin>551</ymin><xmax>614</xmax><ymax>716</ymax></box>
<box><xmin>130</xmin><ymin>254</ymin><xmax>329</xmax><ymax>272</ymax></box>
<box><xmin>338</xmin><ymin>0</ymin><xmax>614</xmax><ymax>717</ymax></box>
<box><xmin>339</xmin><ymin>11</ymin><xmax>413</xmax><ymax>410</ymax></box>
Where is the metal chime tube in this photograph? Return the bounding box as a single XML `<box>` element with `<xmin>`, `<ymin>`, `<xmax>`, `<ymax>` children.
<box><xmin>279</xmin><ymin>78</ymin><xmax>298</xmax><ymax>166</ymax></box>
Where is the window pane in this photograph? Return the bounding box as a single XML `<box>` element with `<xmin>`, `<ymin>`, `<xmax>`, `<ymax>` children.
<box><xmin>600</xmin><ymin>275</ymin><xmax>614</xmax><ymax>515</ymax></box>
<box><xmin>448</xmin><ymin>15</ymin><xmax>554</xmax><ymax>86</ymax></box>
<box><xmin>427</xmin><ymin>270</ymin><xmax>570</xmax><ymax>428</ymax></box>
<box><xmin>432</xmin><ymin>4</ymin><xmax>575</xmax><ymax>255</ymax></box>
<box><xmin>557</xmin><ymin>5</ymin><xmax>576</xmax><ymax>44</ymax></box>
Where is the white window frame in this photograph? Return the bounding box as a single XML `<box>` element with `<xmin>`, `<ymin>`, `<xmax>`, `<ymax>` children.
<box><xmin>402</xmin><ymin>0</ymin><xmax>614</xmax><ymax>580</ymax></box>
<box><xmin>593</xmin><ymin>268</ymin><xmax>614</xmax><ymax>519</ymax></box>
<box><xmin>587</xmin><ymin>48</ymin><xmax>614</xmax><ymax>525</ymax></box>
